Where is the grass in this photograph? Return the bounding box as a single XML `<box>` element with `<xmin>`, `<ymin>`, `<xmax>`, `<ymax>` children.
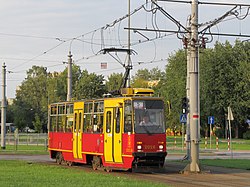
<box><xmin>200</xmin><ymin>159</ymin><xmax>250</xmax><ymax>170</ymax></box>
<box><xmin>0</xmin><ymin>145</ymin><xmax>48</xmax><ymax>155</ymax></box>
<box><xmin>173</xmin><ymin>159</ymin><xmax>250</xmax><ymax>170</ymax></box>
<box><xmin>0</xmin><ymin>160</ymin><xmax>168</xmax><ymax>187</ymax></box>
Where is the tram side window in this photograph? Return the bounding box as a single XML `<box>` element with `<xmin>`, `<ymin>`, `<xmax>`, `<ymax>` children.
<box><xmin>66</xmin><ymin>104</ymin><xmax>73</xmax><ymax>114</ymax></box>
<box><xmin>84</xmin><ymin>114</ymin><xmax>92</xmax><ymax>133</ymax></box>
<box><xmin>58</xmin><ymin>116</ymin><xmax>63</xmax><ymax>132</ymax></box>
<box><xmin>106</xmin><ymin>111</ymin><xmax>112</xmax><ymax>133</ymax></box>
<box><xmin>84</xmin><ymin>102</ymin><xmax>93</xmax><ymax>113</ymax></box>
<box><xmin>51</xmin><ymin>105</ymin><xmax>57</xmax><ymax>115</ymax></box>
<box><xmin>50</xmin><ymin>116</ymin><xmax>57</xmax><ymax>132</ymax></box>
<box><xmin>94</xmin><ymin>101</ymin><xmax>104</xmax><ymax>112</ymax></box>
<box><xmin>93</xmin><ymin>114</ymin><xmax>103</xmax><ymax>133</ymax></box>
<box><xmin>84</xmin><ymin>102</ymin><xmax>94</xmax><ymax>133</ymax></box>
<box><xmin>124</xmin><ymin>100</ymin><xmax>132</xmax><ymax>133</ymax></box>
<box><xmin>58</xmin><ymin>105</ymin><xmax>65</xmax><ymax>114</ymax></box>
<box><xmin>92</xmin><ymin>101</ymin><xmax>104</xmax><ymax>133</ymax></box>
<box><xmin>61</xmin><ymin>116</ymin><xmax>66</xmax><ymax>132</ymax></box>
<box><xmin>66</xmin><ymin>117</ymin><xmax>73</xmax><ymax>132</ymax></box>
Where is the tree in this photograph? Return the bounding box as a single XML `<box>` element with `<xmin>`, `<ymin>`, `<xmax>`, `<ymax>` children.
<box><xmin>199</xmin><ymin>41</ymin><xmax>250</xmax><ymax>138</ymax></box>
<box><xmin>106</xmin><ymin>73</ymin><xmax>123</xmax><ymax>91</ymax></box>
<box><xmin>33</xmin><ymin>113</ymin><xmax>42</xmax><ymax>133</ymax></box>
<box><xmin>159</xmin><ymin>50</ymin><xmax>186</xmax><ymax>130</ymax></box>
<box><xmin>13</xmin><ymin>66</ymin><xmax>48</xmax><ymax>131</ymax></box>
<box><xmin>75</xmin><ymin>70</ymin><xmax>107</xmax><ymax>99</ymax></box>
<box><xmin>160</xmin><ymin>40</ymin><xmax>250</xmax><ymax>138</ymax></box>
<box><xmin>131</xmin><ymin>68</ymin><xmax>164</xmax><ymax>90</ymax></box>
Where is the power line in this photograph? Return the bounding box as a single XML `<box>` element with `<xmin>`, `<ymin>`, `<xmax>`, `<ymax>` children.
<box><xmin>156</xmin><ymin>0</ymin><xmax>250</xmax><ymax>7</ymax></box>
<box><xmin>10</xmin><ymin>40</ymin><xmax>69</xmax><ymax>71</ymax></box>
<box><xmin>0</xmin><ymin>57</ymin><xmax>63</xmax><ymax>63</ymax></box>
<box><xmin>0</xmin><ymin>32</ymin><xmax>66</xmax><ymax>41</ymax></box>
<box><xmin>198</xmin><ymin>1</ymin><xmax>250</xmax><ymax>7</ymax></box>
<box><xmin>7</xmin><ymin>3</ymin><xmax>147</xmax><ymax>73</ymax></box>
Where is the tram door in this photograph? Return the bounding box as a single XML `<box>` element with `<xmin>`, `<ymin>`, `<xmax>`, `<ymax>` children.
<box><xmin>73</xmin><ymin>109</ymin><xmax>83</xmax><ymax>159</ymax></box>
<box><xmin>104</xmin><ymin>107</ymin><xmax>123</xmax><ymax>163</ymax></box>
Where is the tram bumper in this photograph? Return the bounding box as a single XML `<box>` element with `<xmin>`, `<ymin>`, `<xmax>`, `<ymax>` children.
<box><xmin>132</xmin><ymin>152</ymin><xmax>167</xmax><ymax>167</ymax></box>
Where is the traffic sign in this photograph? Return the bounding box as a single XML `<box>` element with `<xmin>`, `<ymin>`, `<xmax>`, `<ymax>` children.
<box><xmin>246</xmin><ymin>119</ymin><xmax>250</xmax><ymax>125</ymax></box>
<box><xmin>208</xmin><ymin>116</ymin><xmax>214</xmax><ymax>124</ymax></box>
<box><xmin>227</xmin><ymin>106</ymin><xmax>234</xmax><ymax>121</ymax></box>
<box><xmin>180</xmin><ymin>114</ymin><xmax>187</xmax><ymax>123</ymax></box>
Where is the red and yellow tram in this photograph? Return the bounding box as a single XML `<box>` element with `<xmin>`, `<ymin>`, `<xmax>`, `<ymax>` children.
<box><xmin>48</xmin><ymin>87</ymin><xmax>167</xmax><ymax>171</ymax></box>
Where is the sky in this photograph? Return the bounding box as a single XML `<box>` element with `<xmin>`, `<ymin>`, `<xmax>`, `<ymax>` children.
<box><xmin>0</xmin><ymin>0</ymin><xmax>249</xmax><ymax>98</ymax></box>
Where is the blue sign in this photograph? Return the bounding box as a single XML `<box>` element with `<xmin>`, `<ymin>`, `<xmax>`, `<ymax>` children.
<box><xmin>180</xmin><ymin>114</ymin><xmax>187</xmax><ymax>123</ymax></box>
<box><xmin>246</xmin><ymin>119</ymin><xmax>250</xmax><ymax>125</ymax></box>
<box><xmin>208</xmin><ymin>116</ymin><xmax>214</xmax><ymax>124</ymax></box>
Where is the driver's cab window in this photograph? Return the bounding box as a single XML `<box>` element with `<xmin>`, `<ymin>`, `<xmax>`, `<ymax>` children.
<box><xmin>134</xmin><ymin>100</ymin><xmax>165</xmax><ymax>134</ymax></box>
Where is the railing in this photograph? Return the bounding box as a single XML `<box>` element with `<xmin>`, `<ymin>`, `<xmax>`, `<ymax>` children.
<box><xmin>2</xmin><ymin>133</ymin><xmax>48</xmax><ymax>150</ymax></box>
<box><xmin>166</xmin><ymin>136</ymin><xmax>250</xmax><ymax>151</ymax></box>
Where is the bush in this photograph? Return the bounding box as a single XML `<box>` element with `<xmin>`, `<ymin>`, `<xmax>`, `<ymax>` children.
<box><xmin>243</xmin><ymin>130</ymin><xmax>250</xmax><ymax>140</ymax></box>
<box><xmin>215</xmin><ymin>128</ymin><xmax>224</xmax><ymax>138</ymax></box>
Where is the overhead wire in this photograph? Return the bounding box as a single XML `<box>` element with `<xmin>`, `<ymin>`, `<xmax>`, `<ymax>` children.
<box><xmin>6</xmin><ymin>3</ymin><xmax>146</xmax><ymax>73</ymax></box>
<box><xmin>0</xmin><ymin>32</ymin><xmax>67</xmax><ymax>41</ymax></box>
<box><xmin>10</xmin><ymin>39</ymin><xmax>69</xmax><ymax>71</ymax></box>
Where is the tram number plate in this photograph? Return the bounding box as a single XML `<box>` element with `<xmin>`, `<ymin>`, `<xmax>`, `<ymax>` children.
<box><xmin>144</xmin><ymin>145</ymin><xmax>155</xmax><ymax>149</ymax></box>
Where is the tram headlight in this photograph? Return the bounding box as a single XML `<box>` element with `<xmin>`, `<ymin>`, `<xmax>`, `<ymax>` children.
<box><xmin>137</xmin><ymin>145</ymin><xmax>142</xmax><ymax>150</ymax></box>
<box><xmin>159</xmin><ymin>145</ymin><xmax>164</xmax><ymax>150</ymax></box>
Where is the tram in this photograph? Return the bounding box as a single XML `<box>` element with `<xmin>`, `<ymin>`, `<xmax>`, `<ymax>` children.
<box><xmin>48</xmin><ymin>87</ymin><xmax>167</xmax><ymax>171</ymax></box>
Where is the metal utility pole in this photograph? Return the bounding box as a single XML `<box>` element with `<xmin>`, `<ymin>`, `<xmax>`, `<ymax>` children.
<box><xmin>184</xmin><ymin>0</ymin><xmax>200</xmax><ymax>172</ymax></box>
<box><xmin>126</xmin><ymin>0</ymin><xmax>132</xmax><ymax>88</ymax></box>
<box><xmin>186</xmin><ymin>27</ymin><xmax>191</xmax><ymax>160</ymax></box>
<box><xmin>67</xmin><ymin>51</ymin><xmax>72</xmax><ymax>101</ymax></box>
<box><xmin>1</xmin><ymin>63</ymin><xmax>6</xmax><ymax>149</ymax></box>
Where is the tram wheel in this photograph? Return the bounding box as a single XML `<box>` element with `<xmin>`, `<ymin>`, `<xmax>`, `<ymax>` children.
<box><xmin>105</xmin><ymin>168</ymin><xmax>112</xmax><ymax>172</ymax></box>
<box><xmin>92</xmin><ymin>156</ymin><xmax>101</xmax><ymax>170</ymax></box>
<box><xmin>67</xmin><ymin>161</ymin><xmax>73</xmax><ymax>166</ymax></box>
<box><xmin>56</xmin><ymin>152</ymin><xmax>63</xmax><ymax>165</ymax></box>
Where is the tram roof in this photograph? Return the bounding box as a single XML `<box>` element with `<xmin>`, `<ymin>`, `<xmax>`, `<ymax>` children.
<box><xmin>49</xmin><ymin>88</ymin><xmax>164</xmax><ymax>106</ymax></box>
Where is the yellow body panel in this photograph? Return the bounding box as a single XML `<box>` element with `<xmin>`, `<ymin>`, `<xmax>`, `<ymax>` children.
<box><xmin>104</xmin><ymin>98</ymin><xmax>124</xmax><ymax>163</ymax></box>
<box><xmin>73</xmin><ymin>103</ymin><xmax>83</xmax><ymax>159</ymax></box>
<box><xmin>104</xmin><ymin>108</ymin><xmax>113</xmax><ymax>162</ymax></box>
<box><xmin>113</xmin><ymin>107</ymin><xmax>123</xmax><ymax>163</ymax></box>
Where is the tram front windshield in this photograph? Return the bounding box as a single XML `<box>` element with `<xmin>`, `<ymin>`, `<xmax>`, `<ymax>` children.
<box><xmin>134</xmin><ymin>100</ymin><xmax>165</xmax><ymax>134</ymax></box>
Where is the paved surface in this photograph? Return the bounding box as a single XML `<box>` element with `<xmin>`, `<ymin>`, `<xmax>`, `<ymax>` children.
<box><xmin>0</xmin><ymin>154</ymin><xmax>53</xmax><ymax>162</ymax></box>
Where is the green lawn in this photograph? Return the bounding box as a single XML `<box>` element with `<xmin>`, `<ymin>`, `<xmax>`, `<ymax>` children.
<box><xmin>0</xmin><ymin>160</ymin><xmax>168</xmax><ymax>187</ymax></box>
<box><xmin>200</xmin><ymin>159</ymin><xmax>250</xmax><ymax>170</ymax></box>
<box><xmin>0</xmin><ymin>145</ymin><xmax>48</xmax><ymax>155</ymax></box>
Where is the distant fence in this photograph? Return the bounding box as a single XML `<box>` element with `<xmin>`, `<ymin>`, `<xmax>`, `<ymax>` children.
<box><xmin>4</xmin><ymin>133</ymin><xmax>48</xmax><ymax>147</ymax></box>
<box><xmin>166</xmin><ymin>136</ymin><xmax>243</xmax><ymax>151</ymax></box>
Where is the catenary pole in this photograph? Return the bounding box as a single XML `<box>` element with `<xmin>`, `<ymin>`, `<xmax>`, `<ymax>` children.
<box><xmin>189</xmin><ymin>0</ymin><xmax>200</xmax><ymax>172</ymax></box>
<box><xmin>1</xmin><ymin>63</ymin><xmax>6</xmax><ymax>149</ymax></box>
<box><xmin>67</xmin><ymin>51</ymin><xmax>72</xmax><ymax>101</ymax></box>
<box><xmin>186</xmin><ymin>27</ymin><xmax>191</xmax><ymax>160</ymax></box>
<box><xmin>183</xmin><ymin>0</ymin><xmax>200</xmax><ymax>172</ymax></box>
<box><xmin>127</xmin><ymin>0</ymin><xmax>131</xmax><ymax>88</ymax></box>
